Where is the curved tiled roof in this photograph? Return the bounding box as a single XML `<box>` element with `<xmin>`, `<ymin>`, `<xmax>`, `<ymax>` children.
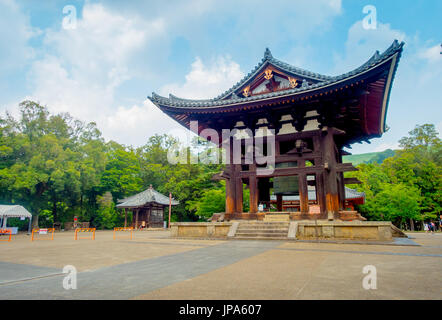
<box><xmin>149</xmin><ymin>40</ymin><xmax>404</xmax><ymax>110</ymax></box>
<box><xmin>116</xmin><ymin>187</ymin><xmax>179</xmax><ymax>208</ymax></box>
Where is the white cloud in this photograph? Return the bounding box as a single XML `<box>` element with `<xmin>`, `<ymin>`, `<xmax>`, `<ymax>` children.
<box><xmin>332</xmin><ymin>20</ymin><xmax>406</xmax><ymax>74</ymax></box>
<box><xmin>418</xmin><ymin>44</ymin><xmax>442</xmax><ymax>64</ymax></box>
<box><xmin>160</xmin><ymin>55</ymin><xmax>244</xmax><ymax>99</ymax></box>
<box><xmin>42</xmin><ymin>3</ymin><xmax>163</xmax><ymax>89</ymax></box>
<box><xmin>7</xmin><ymin>2</ymin><xmax>248</xmax><ymax>147</ymax></box>
<box><xmin>104</xmin><ymin>100</ymin><xmax>181</xmax><ymax>146</ymax></box>
<box><xmin>0</xmin><ymin>0</ymin><xmax>38</xmax><ymax>72</ymax></box>
<box><xmin>103</xmin><ymin>55</ymin><xmax>245</xmax><ymax>145</ymax></box>
<box><xmin>21</xmin><ymin>3</ymin><xmax>167</xmax><ymax>145</ymax></box>
<box><xmin>2</xmin><ymin>0</ymin><xmax>345</xmax><ymax>148</ymax></box>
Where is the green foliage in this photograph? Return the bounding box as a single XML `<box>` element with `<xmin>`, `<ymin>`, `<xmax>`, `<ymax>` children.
<box><xmin>96</xmin><ymin>202</ymin><xmax>119</xmax><ymax>229</ymax></box>
<box><xmin>347</xmin><ymin>124</ymin><xmax>441</xmax><ymax>229</ymax></box>
<box><xmin>193</xmin><ymin>188</ymin><xmax>226</xmax><ymax>220</ymax></box>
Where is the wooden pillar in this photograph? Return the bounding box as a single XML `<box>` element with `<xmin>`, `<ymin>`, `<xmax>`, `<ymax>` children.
<box><xmin>322</xmin><ymin>128</ymin><xmax>339</xmax><ymax>220</ymax></box>
<box><xmin>299</xmin><ymin>174</ymin><xmax>309</xmax><ymax>214</ymax></box>
<box><xmin>135</xmin><ymin>208</ymin><xmax>139</xmax><ymax>229</ymax></box>
<box><xmin>338</xmin><ymin>172</ymin><xmax>346</xmax><ymax>210</ymax></box>
<box><xmin>337</xmin><ymin>151</ymin><xmax>346</xmax><ymax>210</ymax></box>
<box><xmin>249</xmin><ymin>164</ymin><xmax>258</xmax><ymax>214</ymax></box>
<box><xmin>235</xmin><ymin>164</ymin><xmax>243</xmax><ymax>214</ymax></box>
<box><xmin>225</xmin><ymin>137</ymin><xmax>239</xmax><ymax>215</ymax></box>
<box><xmin>124</xmin><ymin>208</ymin><xmax>127</xmax><ymax>228</ymax></box>
<box><xmin>276</xmin><ymin>195</ymin><xmax>283</xmax><ymax>211</ymax></box>
<box><xmin>315</xmin><ymin>172</ymin><xmax>326</xmax><ymax>217</ymax></box>
<box><xmin>225</xmin><ymin>165</ymin><xmax>235</xmax><ymax>214</ymax></box>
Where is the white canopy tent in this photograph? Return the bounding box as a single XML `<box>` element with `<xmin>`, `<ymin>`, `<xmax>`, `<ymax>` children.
<box><xmin>0</xmin><ymin>205</ymin><xmax>33</xmax><ymax>234</ymax></box>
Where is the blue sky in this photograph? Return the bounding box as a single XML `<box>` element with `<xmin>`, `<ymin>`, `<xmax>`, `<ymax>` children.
<box><xmin>0</xmin><ymin>0</ymin><xmax>440</xmax><ymax>154</ymax></box>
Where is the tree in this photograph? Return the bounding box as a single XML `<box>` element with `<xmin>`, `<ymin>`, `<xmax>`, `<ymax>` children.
<box><xmin>0</xmin><ymin>101</ymin><xmax>108</xmax><ymax>228</ymax></box>
<box><xmin>100</xmin><ymin>144</ymin><xmax>143</xmax><ymax>202</ymax></box>
<box><xmin>193</xmin><ymin>188</ymin><xmax>226</xmax><ymax>220</ymax></box>
<box><xmin>348</xmin><ymin>123</ymin><xmax>441</xmax><ymax>230</ymax></box>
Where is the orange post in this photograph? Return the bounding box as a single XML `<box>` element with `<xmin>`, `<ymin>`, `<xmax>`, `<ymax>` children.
<box><xmin>168</xmin><ymin>192</ymin><xmax>172</xmax><ymax>228</ymax></box>
<box><xmin>31</xmin><ymin>228</ymin><xmax>55</xmax><ymax>241</ymax></box>
<box><xmin>113</xmin><ymin>227</ymin><xmax>133</xmax><ymax>240</ymax></box>
<box><xmin>0</xmin><ymin>229</ymin><xmax>12</xmax><ymax>242</ymax></box>
<box><xmin>74</xmin><ymin>228</ymin><xmax>96</xmax><ymax>240</ymax></box>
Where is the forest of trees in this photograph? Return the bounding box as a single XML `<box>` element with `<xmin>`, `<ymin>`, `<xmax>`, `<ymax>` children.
<box><xmin>0</xmin><ymin>101</ymin><xmax>224</xmax><ymax>229</ymax></box>
<box><xmin>0</xmin><ymin>101</ymin><xmax>440</xmax><ymax>230</ymax></box>
<box><xmin>346</xmin><ymin>124</ymin><xmax>441</xmax><ymax>230</ymax></box>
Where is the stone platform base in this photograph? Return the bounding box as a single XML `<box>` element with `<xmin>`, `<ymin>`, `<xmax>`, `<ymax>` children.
<box><xmin>294</xmin><ymin>221</ymin><xmax>394</xmax><ymax>241</ymax></box>
<box><xmin>171</xmin><ymin>220</ymin><xmax>403</xmax><ymax>241</ymax></box>
<box><xmin>170</xmin><ymin>222</ymin><xmax>232</xmax><ymax>238</ymax></box>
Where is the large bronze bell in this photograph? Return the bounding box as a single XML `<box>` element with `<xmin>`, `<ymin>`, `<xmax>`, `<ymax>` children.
<box><xmin>273</xmin><ymin>162</ymin><xmax>299</xmax><ymax>195</ymax></box>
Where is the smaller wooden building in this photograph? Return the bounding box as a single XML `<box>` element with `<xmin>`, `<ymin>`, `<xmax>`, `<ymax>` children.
<box><xmin>116</xmin><ymin>186</ymin><xmax>179</xmax><ymax>228</ymax></box>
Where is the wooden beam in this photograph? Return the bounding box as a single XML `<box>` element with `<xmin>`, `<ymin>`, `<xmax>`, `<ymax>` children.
<box><xmin>239</xmin><ymin>165</ymin><xmax>324</xmax><ymax>178</ymax></box>
<box><xmin>274</xmin><ymin>152</ymin><xmax>322</xmax><ymax>164</ymax></box>
<box><xmin>336</xmin><ymin>163</ymin><xmax>358</xmax><ymax>172</ymax></box>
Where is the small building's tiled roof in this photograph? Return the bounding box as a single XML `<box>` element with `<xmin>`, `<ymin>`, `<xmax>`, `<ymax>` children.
<box><xmin>116</xmin><ymin>187</ymin><xmax>179</xmax><ymax>208</ymax></box>
<box><xmin>0</xmin><ymin>205</ymin><xmax>32</xmax><ymax>218</ymax></box>
<box><xmin>149</xmin><ymin>40</ymin><xmax>404</xmax><ymax>109</ymax></box>
<box><xmin>270</xmin><ymin>187</ymin><xmax>365</xmax><ymax>201</ymax></box>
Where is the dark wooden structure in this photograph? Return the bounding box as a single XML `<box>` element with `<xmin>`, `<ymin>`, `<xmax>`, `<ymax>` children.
<box><xmin>150</xmin><ymin>40</ymin><xmax>403</xmax><ymax>221</ymax></box>
<box><xmin>116</xmin><ymin>185</ymin><xmax>179</xmax><ymax>228</ymax></box>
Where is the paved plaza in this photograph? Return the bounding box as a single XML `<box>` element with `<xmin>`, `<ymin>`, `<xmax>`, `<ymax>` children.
<box><xmin>0</xmin><ymin>230</ymin><xmax>441</xmax><ymax>299</ymax></box>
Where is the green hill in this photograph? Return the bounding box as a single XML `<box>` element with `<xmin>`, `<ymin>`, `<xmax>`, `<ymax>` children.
<box><xmin>343</xmin><ymin>149</ymin><xmax>395</xmax><ymax>165</ymax></box>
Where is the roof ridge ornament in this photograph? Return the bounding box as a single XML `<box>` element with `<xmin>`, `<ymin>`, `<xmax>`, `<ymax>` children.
<box><xmin>301</xmin><ymin>79</ymin><xmax>309</xmax><ymax>88</ymax></box>
<box><xmin>264</xmin><ymin>47</ymin><xmax>273</xmax><ymax>60</ymax></box>
<box><xmin>264</xmin><ymin>69</ymin><xmax>273</xmax><ymax>80</ymax></box>
<box><xmin>373</xmin><ymin>50</ymin><xmax>380</xmax><ymax>59</ymax></box>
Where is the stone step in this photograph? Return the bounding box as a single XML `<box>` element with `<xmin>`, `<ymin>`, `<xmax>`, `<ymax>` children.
<box><xmin>236</xmin><ymin>229</ymin><xmax>289</xmax><ymax>234</ymax></box>
<box><xmin>233</xmin><ymin>221</ymin><xmax>290</xmax><ymax>239</ymax></box>
<box><xmin>234</xmin><ymin>236</ymin><xmax>289</xmax><ymax>240</ymax></box>
<box><xmin>238</xmin><ymin>222</ymin><xmax>289</xmax><ymax>226</ymax></box>
<box><xmin>236</xmin><ymin>226</ymin><xmax>289</xmax><ymax>231</ymax></box>
<box><xmin>238</xmin><ymin>227</ymin><xmax>289</xmax><ymax>231</ymax></box>
<box><xmin>263</xmin><ymin>217</ymin><xmax>290</xmax><ymax>222</ymax></box>
<box><xmin>235</xmin><ymin>232</ymin><xmax>288</xmax><ymax>237</ymax></box>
